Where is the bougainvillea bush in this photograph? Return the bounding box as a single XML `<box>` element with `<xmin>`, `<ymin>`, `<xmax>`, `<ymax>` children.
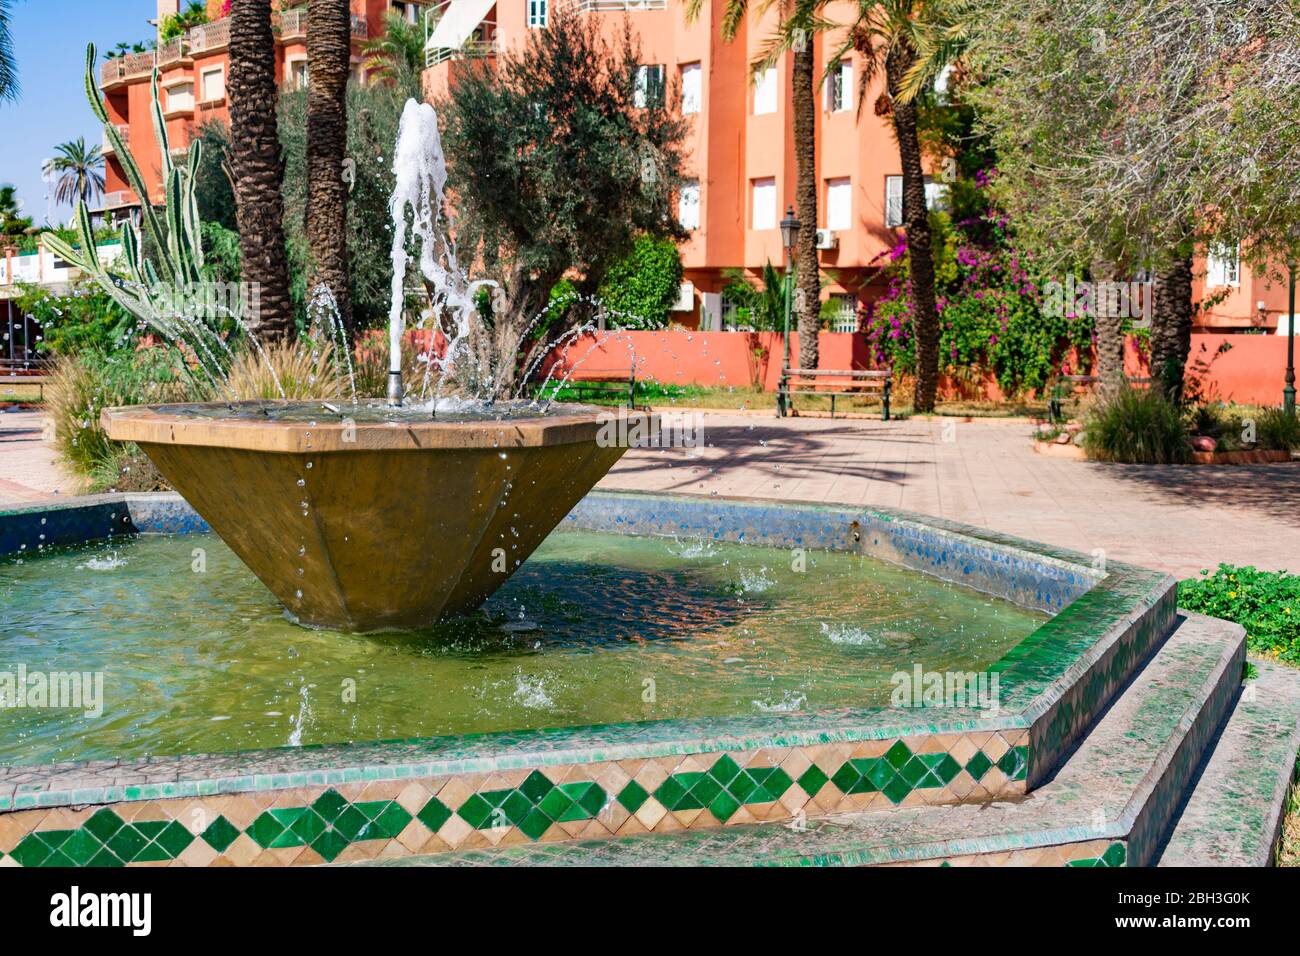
<box><xmin>862</xmin><ymin>179</ymin><xmax>1093</xmax><ymax>398</ymax></box>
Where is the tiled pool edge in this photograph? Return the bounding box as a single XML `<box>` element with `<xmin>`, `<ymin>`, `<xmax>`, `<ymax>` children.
<box><xmin>0</xmin><ymin>490</ymin><xmax>1177</xmax><ymax>867</ymax></box>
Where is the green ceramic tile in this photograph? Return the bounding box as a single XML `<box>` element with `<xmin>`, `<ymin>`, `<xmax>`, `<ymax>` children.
<box><xmin>10</xmin><ymin>833</ymin><xmax>55</xmax><ymax>867</ymax></box>
<box><xmin>246</xmin><ymin>811</ymin><xmax>288</xmax><ymax>849</ymax></box>
<box><xmin>415</xmin><ymin>796</ymin><xmax>450</xmax><ymax>834</ymax></box>
<box><xmin>797</xmin><ymin>765</ymin><xmax>829</xmax><ymax>797</ymax></box>
<box><xmin>965</xmin><ymin>750</ymin><xmax>993</xmax><ymax>781</ymax></box>
<box><xmin>83</xmin><ymin>807</ymin><xmax>124</xmax><ymax>843</ymax></box>
<box><xmin>517</xmin><ymin>807</ymin><xmax>552</xmax><ymax>841</ymax></box>
<box><xmin>200</xmin><ymin>816</ymin><xmax>240</xmax><ymax>853</ymax></box>
<box><xmin>311</xmin><ymin>828</ymin><xmax>349</xmax><ymax>863</ymax></box>
<box><xmin>884</xmin><ymin>740</ymin><xmax>913</xmax><ymax>770</ymax></box>
<box><xmin>374</xmin><ymin>800</ymin><xmax>415</xmax><ymax>839</ymax></box>
<box><xmin>708</xmin><ymin>755</ymin><xmax>742</xmax><ymax>785</ymax></box>
<box><xmin>107</xmin><ymin>824</ymin><xmax>149</xmax><ymax>862</ymax></box>
<box><xmin>882</xmin><ymin>774</ymin><xmax>913</xmax><ymax>805</ymax></box>
<box><xmin>455</xmin><ymin>793</ymin><xmax>495</xmax><ymax>830</ymax></box>
<box><xmin>519</xmin><ymin>770</ymin><xmax>554</xmax><ymax>804</ymax></box>
<box><xmin>617</xmin><ymin>780</ymin><xmax>649</xmax><ymax>814</ymax></box>
<box><xmin>311</xmin><ymin>788</ymin><xmax>348</xmax><ymax>823</ymax></box>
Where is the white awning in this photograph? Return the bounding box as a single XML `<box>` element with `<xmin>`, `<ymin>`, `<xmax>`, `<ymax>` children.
<box><xmin>425</xmin><ymin>0</ymin><xmax>494</xmax><ymax>49</ymax></box>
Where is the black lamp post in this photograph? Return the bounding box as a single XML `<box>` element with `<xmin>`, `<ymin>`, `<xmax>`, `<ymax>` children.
<box><xmin>779</xmin><ymin>205</ymin><xmax>800</xmax><ymax>409</ymax></box>
<box><xmin>1287</xmin><ymin>257</ymin><xmax>1297</xmax><ymax>417</ymax></box>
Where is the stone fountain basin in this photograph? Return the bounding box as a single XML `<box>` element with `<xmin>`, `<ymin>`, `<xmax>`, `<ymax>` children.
<box><xmin>102</xmin><ymin>400</ymin><xmax>642</xmax><ymax>631</ymax></box>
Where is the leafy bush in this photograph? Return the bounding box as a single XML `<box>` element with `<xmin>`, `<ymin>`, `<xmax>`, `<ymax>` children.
<box><xmin>1080</xmin><ymin>385</ymin><xmax>1190</xmax><ymax>463</ymax></box>
<box><xmin>13</xmin><ymin>280</ymin><xmax>135</xmax><ymax>356</ymax></box>
<box><xmin>597</xmin><ymin>235</ymin><xmax>684</xmax><ymax>329</ymax></box>
<box><xmin>720</xmin><ymin>263</ymin><xmax>786</xmax><ymax>331</ymax></box>
<box><xmin>863</xmin><ymin>203</ymin><xmax>1092</xmax><ymax>395</ymax></box>
<box><xmin>1179</xmin><ymin>565</ymin><xmax>1300</xmax><ymax>664</ymax></box>
<box><xmin>1256</xmin><ymin>407</ymin><xmax>1300</xmax><ymax>452</ymax></box>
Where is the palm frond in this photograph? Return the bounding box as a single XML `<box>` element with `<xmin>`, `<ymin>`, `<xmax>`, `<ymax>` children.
<box><xmin>0</xmin><ymin>0</ymin><xmax>19</xmax><ymax>103</ymax></box>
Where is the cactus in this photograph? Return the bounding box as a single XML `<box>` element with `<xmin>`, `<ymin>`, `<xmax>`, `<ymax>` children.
<box><xmin>43</xmin><ymin>44</ymin><xmax>237</xmax><ymax>385</ymax></box>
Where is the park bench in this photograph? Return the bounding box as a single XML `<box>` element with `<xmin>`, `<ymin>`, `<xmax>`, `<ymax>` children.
<box><xmin>534</xmin><ymin>368</ymin><xmax>639</xmax><ymax>408</ymax></box>
<box><xmin>1047</xmin><ymin>373</ymin><xmax>1152</xmax><ymax>423</ymax></box>
<box><xmin>777</xmin><ymin>367</ymin><xmax>892</xmax><ymax>420</ymax></box>
<box><xmin>0</xmin><ymin>359</ymin><xmax>53</xmax><ymax>402</ymax></box>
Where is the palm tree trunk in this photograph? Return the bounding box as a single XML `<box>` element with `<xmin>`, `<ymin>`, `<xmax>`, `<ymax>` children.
<box><xmin>792</xmin><ymin>44</ymin><xmax>819</xmax><ymax>371</ymax></box>
<box><xmin>229</xmin><ymin>0</ymin><xmax>294</xmax><ymax>343</ymax></box>
<box><xmin>306</xmin><ymin>0</ymin><xmax>354</xmax><ymax>340</ymax></box>
<box><xmin>1091</xmin><ymin>259</ymin><xmax>1126</xmax><ymax>383</ymax></box>
<box><xmin>886</xmin><ymin>43</ymin><xmax>939</xmax><ymax>412</ymax></box>
<box><xmin>1150</xmin><ymin>254</ymin><xmax>1193</xmax><ymax>401</ymax></box>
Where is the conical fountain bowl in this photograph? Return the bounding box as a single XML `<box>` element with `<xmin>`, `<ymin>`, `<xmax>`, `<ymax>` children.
<box><xmin>102</xmin><ymin>400</ymin><xmax>646</xmax><ymax>631</ymax></box>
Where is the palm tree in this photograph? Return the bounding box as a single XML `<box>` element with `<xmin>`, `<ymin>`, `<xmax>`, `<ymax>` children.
<box><xmin>685</xmin><ymin>0</ymin><xmax>827</xmax><ymax>371</ymax></box>
<box><xmin>0</xmin><ymin>183</ymin><xmax>33</xmax><ymax>239</ymax></box>
<box><xmin>361</xmin><ymin>10</ymin><xmax>424</xmax><ymax>83</ymax></box>
<box><xmin>0</xmin><ymin>0</ymin><xmax>17</xmax><ymax>103</ymax></box>
<box><xmin>305</xmin><ymin>0</ymin><xmax>353</xmax><ymax>338</ymax></box>
<box><xmin>834</xmin><ymin>1</ymin><xmax>954</xmax><ymax>412</ymax></box>
<box><xmin>228</xmin><ymin>0</ymin><xmax>294</xmax><ymax>342</ymax></box>
<box><xmin>43</xmin><ymin>138</ymin><xmax>106</xmax><ymax>208</ymax></box>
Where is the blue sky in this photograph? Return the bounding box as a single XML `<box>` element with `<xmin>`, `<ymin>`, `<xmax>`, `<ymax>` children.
<box><xmin>0</xmin><ymin>0</ymin><xmax>156</xmax><ymax>225</ymax></box>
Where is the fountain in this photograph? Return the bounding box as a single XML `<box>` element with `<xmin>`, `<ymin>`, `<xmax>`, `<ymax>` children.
<box><xmin>101</xmin><ymin>100</ymin><xmax>649</xmax><ymax>631</ymax></box>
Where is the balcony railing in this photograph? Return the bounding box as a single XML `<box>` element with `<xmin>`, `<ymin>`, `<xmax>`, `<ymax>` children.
<box><xmin>99</xmin><ymin>191</ymin><xmax>137</xmax><ymax>210</ymax></box>
<box><xmin>102</xmin><ymin>124</ymin><xmax>129</xmax><ymax>155</ymax></box>
<box><xmin>99</xmin><ymin>50</ymin><xmax>157</xmax><ymax>86</ymax></box>
<box><xmin>277</xmin><ymin>9</ymin><xmax>368</xmax><ymax>39</ymax></box>
<box><xmin>576</xmin><ymin>0</ymin><xmax>667</xmax><ymax>10</ymax></box>
<box><xmin>189</xmin><ymin>18</ymin><xmax>231</xmax><ymax>53</ymax></box>
<box><xmin>156</xmin><ymin>37</ymin><xmax>187</xmax><ymax>65</ymax></box>
<box><xmin>351</xmin><ymin>14</ymin><xmax>368</xmax><ymax>38</ymax></box>
<box><xmin>426</xmin><ymin>38</ymin><xmax>497</xmax><ymax>68</ymax></box>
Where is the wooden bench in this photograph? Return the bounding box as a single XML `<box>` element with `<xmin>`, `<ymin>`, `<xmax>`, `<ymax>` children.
<box><xmin>1047</xmin><ymin>373</ymin><xmax>1152</xmax><ymax>422</ymax></box>
<box><xmin>534</xmin><ymin>369</ymin><xmax>638</xmax><ymax>408</ymax></box>
<box><xmin>0</xmin><ymin>360</ymin><xmax>52</xmax><ymax>401</ymax></box>
<box><xmin>778</xmin><ymin>367</ymin><xmax>892</xmax><ymax>420</ymax></box>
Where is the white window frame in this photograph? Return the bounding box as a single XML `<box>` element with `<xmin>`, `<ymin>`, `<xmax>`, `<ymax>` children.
<box><xmin>678</xmin><ymin>179</ymin><xmax>700</xmax><ymax>231</ymax></box>
<box><xmin>751</xmin><ymin>177</ymin><xmax>776</xmax><ymax>231</ymax></box>
<box><xmin>633</xmin><ymin>64</ymin><xmax>666</xmax><ymax>109</ymax></box>
<box><xmin>828</xmin><ymin>293</ymin><xmax>858</xmax><ymax>332</ymax></box>
<box><xmin>166</xmin><ymin>81</ymin><xmax>194</xmax><ymax>112</ymax></box>
<box><xmin>826</xmin><ymin>59</ymin><xmax>852</xmax><ymax>113</ymax></box>
<box><xmin>1206</xmin><ymin>242</ymin><xmax>1241</xmax><ymax>287</ymax></box>
<box><xmin>826</xmin><ymin>177</ymin><xmax>852</xmax><ymax>232</ymax></box>
<box><xmin>680</xmin><ymin>62</ymin><xmax>702</xmax><ymax>115</ymax></box>
<box><xmin>287</xmin><ymin>56</ymin><xmax>309</xmax><ymax>90</ymax></box>
<box><xmin>200</xmin><ymin>65</ymin><xmax>225</xmax><ymax>103</ymax></box>
<box><xmin>752</xmin><ymin>66</ymin><xmax>777</xmax><ymax>115</ymax></box>
<box><xmin>885</xmin><ymin>175</ymin><xmax>903</xmax><ymax>228</ymax></box>
<box><xmin>528</xmin><ymin>0</ymin><xmax>548</xmax><ymax>28</ymax></box>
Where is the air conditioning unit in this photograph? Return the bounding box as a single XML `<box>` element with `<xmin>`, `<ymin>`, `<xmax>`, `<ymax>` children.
<box><xmin>815</xmin><ymin>228</ymin><xmax>838</xmax><ymax>250</ymax></box>
<box><xmin>671</xmin><ymin>281</ymin><xmax>695</xmax><ymax>312</ymax></box>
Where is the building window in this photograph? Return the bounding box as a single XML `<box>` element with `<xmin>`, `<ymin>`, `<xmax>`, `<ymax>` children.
<box><xmin>528</xmin><ymin>0</ymin><xmax>548</xmax><ymax>28</ymax></box>
<box><xmin>752</xmin><ymin>66</ymin><xmax>777</xmax><ymax>115</ymax></box>
<box><xmin>826</xmin><ymin>59</ymin><xmax>852</xmax><ymax>113</ymax></box>
<box><xmin>288</xmin><ymin>58</ymin><xmax>309</xmax><ymax>90</ymax></box>
<box><xmin>885</xmin><ymin>175</ymin><xmax>947</xmax><ymax>227</ymax></box>
<box><xmin>680</xmin><ymin>62</ymin><xmax>701</xmax><ymax>114</ymax></box>
<box><xmin>1206</xmin><ymin>243</ymin><xmax>1240</xmax><ymax>287</ymax></box>
<box><xmin>200</xmin><ymin>66</ymin><xmax>225</xmax><ymax>103</ymax></box>
<box><xmin>633</xmin><ymin>64</ymin><xmax>665</xmax><ymax>109</ymax></box>
<box><xmin>166</xmin><ymin>82</ymin><xmax>194</xmax><ymax>112</ymax></box>
<box><xmin>390</xmin><ymin>1</ymin><xmax>417</xmax><ymax>24</ymax></box>
<box><xmin>826</xmin><ymin>178</ymin><xmax>851</xmax><ymax>232</ymax></box>
<box><xmin>678</xmin><ymin>180</ymin><xmax>700</xmax><ymax>231</ymax></box>
<box><xmin>885</xmin><ymin>175</ymin><xmax>903</xmax><ymax>227</ymax></box>
<box><xmin>751</xmin><ymin>177</ymin><xmax>776</xmax><ymax>230</ymax></box>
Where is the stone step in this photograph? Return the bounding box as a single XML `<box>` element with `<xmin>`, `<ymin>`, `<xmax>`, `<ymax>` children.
<box><xmin>359</xmin><ymin>611</ymin><xmax>1248</xmax><ymax>867</ymax></box>
<box><xmin>1156</xmin><ymin>657</ymin><xmax>1300</xmax><ymax>866</ymax></box>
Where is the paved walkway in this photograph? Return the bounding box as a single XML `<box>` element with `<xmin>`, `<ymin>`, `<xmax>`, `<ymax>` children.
<box><xmin>598</xmin><ymin>412</ymin><xmax>1300</xmax><ymax>579</ymax></box>
<box><xmin>3</xmin><ymin>409</ymin><xmax>1298</xmax><ymax>578</ymax></box>
<box><xmin>0</xmin><ymin>411</ymin><xmax>80</xmax><ymax>504</ymax></box>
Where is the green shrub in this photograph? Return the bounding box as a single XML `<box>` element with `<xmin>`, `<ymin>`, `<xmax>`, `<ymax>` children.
<box><xmin>1179</xmin><ymin>565</ymin><xmax>1300</xmax><ymax>664</ymax></box>
<box><xmin>13</xmin><ymin>280</ymin><xmax>134</xmax><ymax>356</ymax></box>
<box><xmin>1080</xmin><ymin>385</ymin><xmax>1190</xmax><ymax>463</ymax></box>
<box><xmin>1256</xmin><ymin>407</ymin><xmax>1300</xmax><ymax>452</ymax></box>
<box><xmin>597</xmin><ymin>235</ymin><xmax>684</xmax><ymax>329</ymax></box>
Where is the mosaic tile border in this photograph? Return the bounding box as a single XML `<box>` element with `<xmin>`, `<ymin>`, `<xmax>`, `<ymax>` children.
<box><xmin>0</xmin><ymin>734</ymin><xmax>1029</xmax><ymax>866</ymax></box>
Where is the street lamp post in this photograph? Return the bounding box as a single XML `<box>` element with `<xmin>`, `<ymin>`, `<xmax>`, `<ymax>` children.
<box><xmin>779</xmin><ymin>205</ymin><xmax>800</xmax><ymax>416</ymax></box>
<box><xmin>1287</xmin><ymin>259</ymin><xmax>1297</xmax><ymax>417</ymax></box>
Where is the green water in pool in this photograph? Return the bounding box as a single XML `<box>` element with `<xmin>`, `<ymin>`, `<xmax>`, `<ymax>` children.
<box><xmin>0</xmin><ymin>530</ymin><xmax>1046</xmax><ymax>764</ymax></box>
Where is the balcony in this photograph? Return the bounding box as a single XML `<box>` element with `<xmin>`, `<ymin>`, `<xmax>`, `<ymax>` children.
<box><xmin>156</xmin><ymin>37</ymin><xmax>188</xmax><ymax>66</ymax></box>
<box><xmin>189</xmin><ymin>18</ymin><xmax>231</xmax><ymax>54</ymax></box>
<box><xmin>98</xmin><ymin>191</ymin><xmax>138</xmax><ymax>210</ymax></box>
<box><xmin>426</xmin><ymin>37</ymin><xmax>496</xmax><ymax>68</ymax></box>
<box><xmin>99</xmin><ymin>50</ymin><xmax>156</xmax><ymax>86</ymax></box>
<box><xmin>276</xmin><ymin>9</ymin><xmax>368</xmax><ymax>40</ymax></box>
<box><xmin>576</xmin><ymin>0</ymin><xmax>667</xmax><ymax>10</ymax></box>
<box><xmin>102</xmin><ymin>124</ymin><xmax>129</xmax><ymax>155</ymax></box>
